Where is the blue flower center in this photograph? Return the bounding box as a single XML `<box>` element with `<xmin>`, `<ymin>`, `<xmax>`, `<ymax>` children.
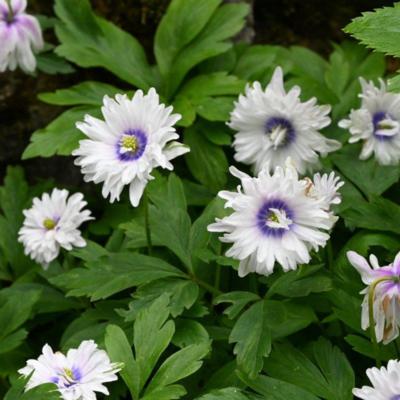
<box><xmin>265</xmin><ymin>117</ymin><xmax>295</xmax><ymax>148</ymax></box>
<box><xmin>390</xmin><ymin>396</ymin><xmax>400</xmax><ymax>400</ymax></box>
<box><xmin>51</xmin><ymin>367</ymin><xmax>82</xmax><ymax>388</ymax></box>
<box><xmin>256</xmin><ymin>199</ymin><xmax>294</xmax><ymax>237</ymax></box>
<box><xmin>117</xmin><ymin>129</ymin><xmax>147</xmax><ymax>161</ymax></box>
<box><xmin>373</xmin><ymin>111</ymin><xmax>399</xmax><ymax>141</ymax></box>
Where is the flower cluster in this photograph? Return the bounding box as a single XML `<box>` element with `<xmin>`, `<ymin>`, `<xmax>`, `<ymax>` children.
<box><xmin>19</xmin><ymin>340</ymin><xmax>120</xmax><ymax>400</ymax></box>
<box><xmin>0</xmin><ymin>0</ymin><xmax>43</xmax><ymax>72</ymax></box>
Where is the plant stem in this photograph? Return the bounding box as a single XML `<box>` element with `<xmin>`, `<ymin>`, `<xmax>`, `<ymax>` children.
<box><xmin>143</xmin><ymin>190</ymin><xmax>152</xmax><ymax>255</ymax></box>
<box><xmin>5</xmin><ymin>0</ymin><xmax>14</xmax><ymax>22</ymax></box>
<box><xmin>214</xmin><ymin>265</ymin><xmax>221</xmax><ymax>298</ymax></box>
<box><xmin>368</xmin><ymin>277</ymin><xmax>391</xmax><ymax>367</ymax></box>
<box><xmin>189</xmin><ymin>273</ymin><xmax>222</xmax><ymax>296</ymax></box>
<box><xmin>327</xmin><ymin>241</ymin><xmax>333</xmax><ymax>271</ymax></box>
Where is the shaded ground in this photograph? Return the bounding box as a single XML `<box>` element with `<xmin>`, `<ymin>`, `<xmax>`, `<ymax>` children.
<box><xmin>0</xmin><ymin>0</ymin><xmax>393</xmax><ymax>184</ymax></box>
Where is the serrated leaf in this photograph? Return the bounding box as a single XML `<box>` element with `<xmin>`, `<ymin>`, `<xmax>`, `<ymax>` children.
<box><xmin>344</xmin><ymin>5</ymin><xmax>400</xmax><ymax>58</ymax></box>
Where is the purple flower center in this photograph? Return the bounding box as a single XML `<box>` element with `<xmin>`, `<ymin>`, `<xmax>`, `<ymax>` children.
<box><xmin>391</xmin><ymin>396</ymin><xmax>400</xmax><ymax>400</ymax></box>
<box><xmin>117</xmin><ymin>129</ymin><xmax>147</xmax><ymax>161</ymax></box>
<box><xmin>265</xmin><ymin>117</ymin><xmax>295</xmax><ymax>148</ymax></box>
<box><xmin>55</xmin><ymin>366</ymin><xmax>82</xmax><ymax>388</ymax></box>
<box><xmin>372</xmin><ymin>111</ymin><xmax>399</xmax><ymax>141</ymax></box>
<box><xmin>256</xmin><ymin>198</ymin><xmax>294</xmax><ymax>237</ymax></box>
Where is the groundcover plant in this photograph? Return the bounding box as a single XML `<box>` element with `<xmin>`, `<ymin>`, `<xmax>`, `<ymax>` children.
<box><xmin>2</xmin><ymin>0</ymin><xmax>400</xmax><ymax>398</ymax></box>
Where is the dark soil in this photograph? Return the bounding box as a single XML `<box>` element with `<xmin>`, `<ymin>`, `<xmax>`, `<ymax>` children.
<box><xmin>0</xmin><ymin>0</ymin><xmax>393</xmax><ymax>185</ymax></box>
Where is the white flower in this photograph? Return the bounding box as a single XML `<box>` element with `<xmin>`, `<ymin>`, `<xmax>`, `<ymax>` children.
<box><xmin>353</xmin><ymin>360</ymin><xmax>400</xmax><ymax>400</ymax></box>
<box><xmin>18</xmin><ymin>188</ymin><xmax>93</xmax><ymax>267</ymax></box>
<box><xmin>19</xmin><ymin>340</ymin><xmax>120</xmax><ymax>400</ymax></box>
<box><xmin>228</xmin><ymin>66</ymin><xmax>341</xmax><ymax>174</ymax></box>
<box><xmin>339</xmin><ymin>78</ymin><xmax>400</xmax><ymax>165</ymax></box>
<box><xmin>208</xmin><ymin>161</ymin><xmax>342</xmax><ymax>277</ymax></box>
<box><xmin>347</xmin><ymin>250</ymin><xmax>400</xmax><ymax>344</ymax></box>
<box><xmin>307</xmin><ymin>171</ymin><xmax>344</xmax><ymax>210</ymax></box>
<box><xmin>0</xmin><ymin>0</ymin><xmax>44</xmax><ymax>72</ymax></box>
<box><xmin>73</xmin><ymin>89</ymin><xmax>189</xmax><ymax>207</ymax></box>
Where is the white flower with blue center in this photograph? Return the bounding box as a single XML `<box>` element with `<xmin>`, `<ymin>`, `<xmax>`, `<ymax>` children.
<box><xmin>339</xmin><ymin>78</ymin><xmax>400</xmax><ymax>165</ymax></box>
<box><xmin>208</xmin><ymin>161</ymin><xmax>342</xmax><ymax>277</ymax></box>
<box><xmin>73</xmin><ymin>89</ymin><xmax>189</xmax><ymax>207</ymax></box>
<box><xmin>347</xmin><ymin>250</ymin><xmax>400</xmax><ymax>344</ymax></box>
<box><xmin>18</xmin><ymin>188</ymin><xmax>93</xmax><ymax>267</ymax></box>
<box><xmin>19</xmin><ymin>340</ymin><xmax>120</xmax><ymax>400</ymax></box>
<box><xmin>228</xmin><ymin>66</ymin><xmax>341</xmax><ymax>174</ymax></box>
<box><xmin>353</xmin><ymin>360</ymin><xmax>400</xmax><ymax>400</ymax></box>
<box><xmin>0</xmin><ymin>0</ymin><xmax>44</xmax><ymax>72</ymax></box>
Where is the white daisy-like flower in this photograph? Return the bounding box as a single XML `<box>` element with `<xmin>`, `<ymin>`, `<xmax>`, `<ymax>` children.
<box><xmin>347</xmin><ymin>250</ymin><xmax>400</xmax><ymax>344</ymax></box>
<box><xmin>18</xmin><ymin>188</ymin><xmax>93</xmax><ymax>267</ymax></box>
<box><xmin>339</xmin><ymin>78</ymin><xmax>400</xmax><ymax>165</ymax></box>
<box><xmin>0</xmin><ymin>0</ymin><xmax>44</xmax><ymax>72</ymax></box>
<box><xmin>228</xmin><ymin>66</ymin><xmax>341</xmax><ymax>174</ymax></box>
<box><xmin>19</xmin><ymin>340</ymin><xmax>120</xmax><ymax>400</ymax></box>
<box><xmin>353</xmin><ymin>359</ymin><xmax>400</xmax><ymax>400</ymax></box>
<box><xmin>208</xmin><ymin>161</ymin><xmax>343</xmax><ymax>277</ymax></box>
<box><xmin>73</xmin><ymin>89</ymin><xmax>189</xmax><ymax>207</ymax></box>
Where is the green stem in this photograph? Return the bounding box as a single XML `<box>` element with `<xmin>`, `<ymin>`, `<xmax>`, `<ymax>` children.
<box><xmin>189</xmin><ymin>273</ymin><xmax>222</xmax><ymax>297</ymax></box>
<box><xmin>368</xmin><ymin>277</ymin><xmax>391</xmax><ymax>367</ymax></box>
<box><xmin>143</xmin><ymin>190</ymin><xmax>152</xmax><ymax>255</ymax></box>
<box><xmin>5</xmin><ymin>0</ymin><xmax>14</xmax><ymax>22</ymax></box>
<box><xmin>327</xmin><ymin>241</ymin><xmax>333</xmax><ymax>271</ymax></box>
<box><xmin>214</xmin><ymin>265</ymin><xmax>221</xmax><ymax>296</ymax></box>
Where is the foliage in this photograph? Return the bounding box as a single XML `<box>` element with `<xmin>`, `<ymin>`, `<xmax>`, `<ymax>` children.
<box><xmin>2</xmin><ymin>0</ymin><xmax>400</xmax><ymax>399</ymax></box>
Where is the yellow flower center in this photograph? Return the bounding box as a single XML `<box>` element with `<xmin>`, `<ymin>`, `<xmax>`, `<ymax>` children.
<box><xmin>267</xmin><ymin>212</ymin><xmax>279</xmax><ymax>223</ymax></box>
<box><xmin>122</xmin><ymin>135</ymin><xmax>138</xmax><ymax>153</ymax></box>
<box><xmin>63</xmin><ymin>368</ymin><xmax>74</xmax><ymax>380</ymax></box>
<box><xmin>43</xmin><ymin>218</ymin><xmax>57</xmax><ymax>230</ymax></box>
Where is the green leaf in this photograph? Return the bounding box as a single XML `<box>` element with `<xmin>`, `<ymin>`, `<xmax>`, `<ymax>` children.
<box><xmin>173</xmin><ymin>319</ymin><xmax>210</xmax><ymax>348</ymax></box>
<box><xmin>134</xmin><ymin>295</ymin><xmax>175</xmax><ymax>393</ymax></box>
<box><xmin>345</xmin><ymin>334</ymin><xmax>397</xmax><ymax>361</ymax></box>
<box><xmin>234</xmin><ymin>45</ymin><xmax>290</xmax><ymax>82</ymax></box>
<box><xmin>341</xmin><ymin>197</ymin><xmax>400</xmax><ymax>234</ymax></box>
<box><xmin>178</xmin><ymin>72</ymin><xmax>246</xmax><ymax>98</ymax></box>
<box><xmin>5</xmin><ymin>379</ymin><xmax>60</xmax><ymax>400</ymax></box>
<box><xmin>214</xmin><ymin>291</ymin><xmax>260</xmax><ymax>319</ymax></box>
<box><xmin>196</xmin><ymin>387</ymin><xmax>251</xmax><ymax>400</ymax></box>
<box><xmin>155</xmin><ymin>0</ymin><xmax>221</xmax><ymax>77</ymax></box>
<box><xmin>144</xmin><ymin>342</ymin><xmax>210</xmax><ymax>396</ymax></box>
<box><xmin>230</xmin><ymin>300</ymin><xmax>272</xmax><ymax>378</ymax></box>
<box><xmin>55</xmin><ymin>0</ymin><xmax>154</xmax><ymax>89</ymax></box>
<box><xmin>267</xmin><ymin>265</ymin><xmax>332</xmax><ymax>298</ymax></box>
<box><xmin>332</xmin><ymin>146</ymin><xmax>400</xmax><ymax>198</ymax></box>
<box><xmin>133</xmin><ymin>278</ymin><xmax>199</xmax><ymax>317</ymax></box>
<box><xmin>290</xmin><ymin>46</ymin><xmax>329</xmax><ymax>83</ymax></box>
<box><xmin>0</xmin><ymin>289</ymin><xmax>41</xmax><ymax>353</ymax></box>
<box><xmin>22</xmin><ymin>106</ymin><xmax>100</xmax><ymax>159</ymax></box>
<box><xmin>157</xmin><ymin>1</ymin><xmax>249</xmax><ymax>97</ymax></box>
<box><xmin>105</xmin><ymin>324</ymin><xmax>139</xmax><ymax>399</ymax></box>
<box><xmin>264</xmin><ymin>339</ymin><xmax>354</xmax><ymax>400</ymax></box>
<box><xmin>50</xmin><ymin>253</ymin><xmax>185</xmax><ymax>300</ymax></box>
<box><xmin>344</xmin><ymin>4</ymin><xmax>400</xmax><ymax>58</ymax></box>
<box><xmin>238</xmin><ymin>372</ymin><xmax>320</xmax><ymax>400</ymax></box>
<box><xmin>39</xmin><ymin>81</ymin><xmax>123</xmax><ymax>106</ymax></box>
<box><xmin>36</xmin><ymin>51</ymin><xmax>75</xmax><ymax>74</ymax></box>
<box><xmin>196</xmin><ymin>96</ymin><xmax>235</xmax><ymax>122</ymax></box>
<box><xmin>184</xmin><ymin>124</ymin><xmax>228</xmax><ymax>192</ymax></box>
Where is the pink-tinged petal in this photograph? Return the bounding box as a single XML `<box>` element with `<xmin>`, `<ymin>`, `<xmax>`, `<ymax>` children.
<box><xmin>393</xmin><ymin>251</ymin><xmax>400</xmax><ymax>275</ymax></box>
<box><xmin>347</xmin><ymin>250</ymin><xmax>375</xmax><ymax>284</ymax></box>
